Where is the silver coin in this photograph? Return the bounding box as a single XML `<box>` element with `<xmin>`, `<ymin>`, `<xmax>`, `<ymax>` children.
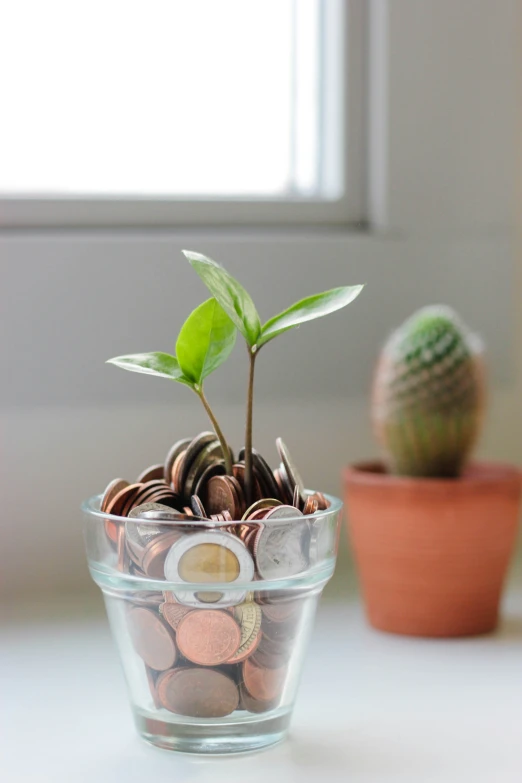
<box><xmin>190</xmin><ymin>495</ymin><xmax>208</xmax><ymax>518</ymax></box>
<box><xmin>254</xmin><ymin>506</ymin><xmax>310</xmax><ymax>579</ymax></box>
<box><xmin>163</xmin><ymin>530</ymin><xmax>254</xmax><ymax>608</ymax></box>
<box><xmin>138</xmin><ymin>510</ymin><xmax>203</xmax><ymax>522</ymax></box>
<box><xmin>126</xmin><ymin>522</ymin><xmax>164</xmax><ymax>546</ymax></box>
<box><xmin>128</xmin><ymin>502</ymin><xmax>178</xmax><ymax>519</ymax></box>
<box><xmin>125</xmin><ymin>513</ymin><xmax>167</xmax><ymax>567</ymax></box>
<box><xmin>126</xmin><ymin>504</ymin><xmax>180</xmax><ymax>564</ymax></box>
<box><xmin>276</xmin><ymin>438</ymin><xmax>305</xmax><ymax>499</ymax></box>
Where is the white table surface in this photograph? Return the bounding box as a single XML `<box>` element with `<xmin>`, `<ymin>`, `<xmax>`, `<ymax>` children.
<box><xmin>2</xmin><ymin>588</ymin><xmax>521</xmax><ymax>783</ymax></box>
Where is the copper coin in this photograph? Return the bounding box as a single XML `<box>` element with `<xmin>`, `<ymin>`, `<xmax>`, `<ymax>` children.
<box><xmin>127</xmin><ymin>607</ymin><xmax>177</xmax><ymax>671</ymax></box>
<box><xmin>121</xmin><ymin>489</ymin><xmax>146</xmax><ymax>519</ymax></box>
<box><xmin>160</xmin><ymin>602</ymin><xmax>193</xmax><ymax>630</ymax></box>
<box><xmin>206</xmin><ymin>475</ymin><xmax>244</xmax><ymax>518</ymax></box>
<box><xmin>129</xmin><ymin>480</ymin><xmax>170</xmax><ymax>508</ymax></box>
<box><xmin>137</xmin><ymin>464</ymin><xmax>165</xmax><ymax>483</ymax></box>
<box><xmin>164</xmin><ymin>438</ymin><xmax>191</xmax><ymax>484</ymax></box>
<box><xmin>176</xmin><ymin>609</ymin><xmax>241</xmax><ymax>666</ymax></box>
<box><xmin>142</xmin><ymin>484</ymin><xmax>181</xmax><ymax>508</ymax></box>
<box><xmin>250</xmin><ymin>647</ymin><xmax>289</xmax><ymax>670</ymax></box>
<box><xmin>156</xmin><ymin>667</ymin><xmax>239</xmax><ymax>718</ymax></box>
<box><xmin>303</xmin><ymin>496</ymin><xmax>319</xmax><ymax>515</ymax></box>
<box><xmin>232</xmin><ymin>462</ymin><xmax>263</xmax><ymax>502</ymax></box>
<box><xmin>237</xmin><ymin>523</ymin><xmax>252</xmax><ymax>542</ymax></box>
<box><xmin>145</xmin><ymin>665</ymin><xmax>163</xmax><ymax>710</ymax></box>
<box><xmin>310</xmin><ymin>491</ymin><xmax>330</xmax><ymax>510</ymax></box>
<box><xmin>206</xmin><ymin>475</ymin><xmax>235</xmax><ymax>516</ymax></box>
<box><xmin>178</xmin><ymin>432</ymin><xmax>217</xmax><ymax>495</ymax></box>
<box><xmin>101</xmin><ymin>478</ymin><xmax>129</xmax><ymax>513</ymax></box>
<box><xmin>239</xmin><ymin>682</ymin><xmax>275</xmax><ymax>714</ymax></box>
<box><xmin>106</xmin><ymin>482</ymin><xmax>143</xmax><ymax>520</ymax></box>
<box><xmin>244</xmin><ymin>528</ymin><xmax>260</xmax><ymax>553</ymax></box>
<box><xmin>195</xmin><ymin>461</ymin><xmax>227</xmax><ymax>504</ymax></box>
<box><xmin>242</xmin><ymin>498</ymin><xmax>281</xmax><ymax>521</ymax></box>
<box><xmin>247</xmin><ymin>508</ymin><xmax>273</xmax><ymax>521</ymax></box>
<box><xmin>227</xmin><ymin>475</ymin><xmax>246</xmax><ymax>517</ymax></box>
<box><xmin>142</xmin><ymin>532</ymin><xmax>182</xmax><ymax>579</ymax></box>
<box><xmin>242</xmin><ymin>658</ymin><xmax>286</xmax><ymax>702</ymax></box>
<box><xmin>129</xmin><ymin>489</ymin><xmax>166</xmax><ymax>511</ymax></box>
<box><xmin>170</xmin><ymin>450</ymin><xmax>187</xmax><ymax>492</ymax></box>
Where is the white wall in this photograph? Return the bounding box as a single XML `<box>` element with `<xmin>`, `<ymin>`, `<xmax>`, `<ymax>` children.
<box><xmin>1</xmin><ymin>0</ymin><xmax>521</xmax><ymax>603</ymax></box>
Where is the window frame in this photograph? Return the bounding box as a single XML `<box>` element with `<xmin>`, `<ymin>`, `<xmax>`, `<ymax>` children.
<box><xmin>0</xmin><ymin>0</ymin><xmax>366</xmax><ymax>229</ymax></box>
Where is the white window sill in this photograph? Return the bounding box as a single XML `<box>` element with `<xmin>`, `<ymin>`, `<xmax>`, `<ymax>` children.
<box><xmin>2</xmin><ymin>586</ymin><xmax>522</xmax><ymax>783</ymax></box>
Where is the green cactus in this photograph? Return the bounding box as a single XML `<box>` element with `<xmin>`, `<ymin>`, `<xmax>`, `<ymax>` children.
<box><xmin>372</xmin><ymin>306</ymin><xmax>485</xmax><ymax>478</ymax></box>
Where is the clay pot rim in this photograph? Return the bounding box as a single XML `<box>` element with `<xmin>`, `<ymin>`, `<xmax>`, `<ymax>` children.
<box><xmin>343</xmin><ymin>460</ymin><xmax>522</xmax><ymax>490</ymax></box>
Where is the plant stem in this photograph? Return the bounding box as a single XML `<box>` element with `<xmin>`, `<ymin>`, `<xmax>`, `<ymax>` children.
<box><xmin>196</xmin><ymin>386</ymin><xmax>233</xmax><ymax>475</ymax></box>
<box><xmin>244</xmin><ymin>347</ymin><xmax>257</xmax><ymax>506</ymax></box>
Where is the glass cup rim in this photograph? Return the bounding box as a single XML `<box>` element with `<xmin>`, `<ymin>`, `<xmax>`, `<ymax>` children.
<box><xmin>81</xmin><ymin>490</ymin><xmax>343</xmax><ymax>528</ymax></box>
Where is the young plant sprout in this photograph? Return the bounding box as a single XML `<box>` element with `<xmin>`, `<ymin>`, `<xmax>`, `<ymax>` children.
<box><xmin>183</xmin><ymin>251</ymin><xmax>363</xmax><ymax>504</ymax></box>
<box><xmin>107</xmin><ymin>250</ymin><xmax>363</xmax><ymax>504</ymax></box>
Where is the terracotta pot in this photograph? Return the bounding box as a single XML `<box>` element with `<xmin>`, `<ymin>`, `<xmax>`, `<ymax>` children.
<box><xmin>343</xmin><ymin>461</ymin><xmax>522</xmax><ymax>637</ymax></box>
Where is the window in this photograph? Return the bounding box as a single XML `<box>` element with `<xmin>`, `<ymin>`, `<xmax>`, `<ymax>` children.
<box><xmin>0</xmin><ymin>0</ymin><xmax>365</xmax><ymax>227</ymax></box>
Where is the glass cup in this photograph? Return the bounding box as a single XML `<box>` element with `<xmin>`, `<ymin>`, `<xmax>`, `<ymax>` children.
<box><xmin>82</xmin><ymin>493</ymin><xmax>342</xmax><ymax>754</ymax></box>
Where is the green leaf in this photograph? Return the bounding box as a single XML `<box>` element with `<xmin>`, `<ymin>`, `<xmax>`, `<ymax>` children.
<box><xmin>106</xmin><ymin>352</ymin><xmax>193</xmax><ymax>385</ymax></box>
<box><xmin>258</xmin><ymin>285</ymin><xmax>364</xmax><ymax>347</ymax></box>
<box><xmin>175</xmin><ymin>298</ymin><xmax>237</xmax><ymax>385</ymax></box>
<box><xmin>182</xmin><ymin>250</ymin><xmax>262</xmax><ymax>347</ymax></box>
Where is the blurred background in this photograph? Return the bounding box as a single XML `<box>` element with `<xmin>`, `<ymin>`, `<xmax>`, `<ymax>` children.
<box><xmin>1</xmin><ymin>0</ymin><xmax>521</xmax><ymax>611</ymax></box>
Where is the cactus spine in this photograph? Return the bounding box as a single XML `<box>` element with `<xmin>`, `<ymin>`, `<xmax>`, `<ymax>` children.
<box><xmin>372</xmin><ymin>306</ymin><xmax>485</xmax><ymax>478</ymax></box>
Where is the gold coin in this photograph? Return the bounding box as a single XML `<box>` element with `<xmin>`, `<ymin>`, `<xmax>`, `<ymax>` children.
<box><xmin>178</xmin><ymin>543</ymin><xmax>240</xmax><ymax>583</ymax></box>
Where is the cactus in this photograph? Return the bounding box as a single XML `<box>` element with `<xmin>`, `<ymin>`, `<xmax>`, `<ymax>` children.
<box><xmin>372</xmin><ymin>306</ymin><xmax>485</xmax><ymax>478</ymax></box>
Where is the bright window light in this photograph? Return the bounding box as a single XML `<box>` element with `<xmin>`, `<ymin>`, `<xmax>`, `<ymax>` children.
<box><xmin>0</xmin><ymin>0</ymin><xmax>324</xmax><ymax>197</ymax></box>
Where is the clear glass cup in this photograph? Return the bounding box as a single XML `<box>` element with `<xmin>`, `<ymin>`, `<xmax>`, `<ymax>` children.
<box><xmin>82</xmin><ymin>493</ymin><xmax>343</xmax><ymax>754</ymax></box>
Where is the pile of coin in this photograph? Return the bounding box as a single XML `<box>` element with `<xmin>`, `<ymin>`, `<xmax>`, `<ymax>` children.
<box><xmin>101</xmin><ymin>433</ymin><xmax>330</xmax><ymax>582</ymax></box>
<box><xmin>102</xmin><ymin>433</ymin><xmax>329</xmax><ymax>520</ymax></box>
<box><xmin>100</xmin><ymin>434</ymin><xmax>331</xmax><ymax>717</ymax></box>
<box><xmin>127</xmin><ymin>592</ymin><xmax>301</xmax><ymax>717</ymax></box>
